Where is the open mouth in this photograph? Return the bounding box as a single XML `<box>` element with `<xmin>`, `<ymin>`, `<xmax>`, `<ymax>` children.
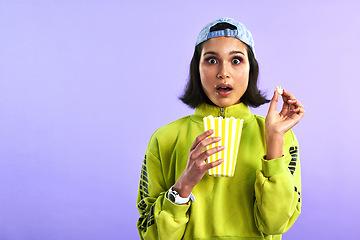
<box><xmin>216</xmin><ymin>84</ymin><xmax>233</xmax><ymax>96</ymax></box>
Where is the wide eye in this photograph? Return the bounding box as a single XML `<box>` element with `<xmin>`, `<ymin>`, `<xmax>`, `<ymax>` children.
<box><xmin>207</xmin><ymin>58</ymin><xmax>217</xmax><ymax>64</ymax></box>
<box><xmin>232</xmin><ymin>57</ymin><xmax>243</xmax><ymax>64</ymax></box>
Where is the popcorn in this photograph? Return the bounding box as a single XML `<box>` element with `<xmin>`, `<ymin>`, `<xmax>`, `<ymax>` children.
<box><xmin>203</xmin><ymin>115</ymin><xmax>244</xmax><ymax>177</ymax></box>
<box><xmin>276</xmin><ymin>86</ymin><xmax>283</xmax><ymax>95</ymax></box>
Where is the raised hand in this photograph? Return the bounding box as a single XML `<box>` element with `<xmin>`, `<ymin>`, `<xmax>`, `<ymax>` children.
<box><xmin>265</xmin><ymin>89</ymin><xmax>305</xmax><ymax>159</ymax></box>
<box><xmin>266</xmin><ymin>89</ymin><xmax>305</xmax><ymax>136</ymax></box>
<box><xmin>173</xmin><ymin>129</ymin><xmax>224</xmax><ymax>198</ymax></box>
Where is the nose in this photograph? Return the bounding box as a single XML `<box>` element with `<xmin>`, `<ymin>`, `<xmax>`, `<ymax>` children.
<box><xmin>216</xmin><ymin>63</ymin><xmax>230</xmax><ymax>79</ymax></box>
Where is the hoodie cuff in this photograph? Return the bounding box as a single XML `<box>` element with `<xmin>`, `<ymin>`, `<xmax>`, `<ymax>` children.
<box><xmin>261</xmin><ymin>155</ymin><xmax>287</xmax><ymax>177</ymax></box>
<box><xmin>162</xmin><ymin>191</ymin><xmax>191</xmax><ymax>219</ymax></box>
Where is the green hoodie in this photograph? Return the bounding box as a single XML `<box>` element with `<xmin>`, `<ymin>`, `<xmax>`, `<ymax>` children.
<box><xmin>137</xmin><ymin>103</ymin><xmax>301</xmax><ymax>240</ymax></box>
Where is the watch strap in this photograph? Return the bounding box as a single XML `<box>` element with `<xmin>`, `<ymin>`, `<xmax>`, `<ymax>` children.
<box><xmin>168</xmin><ymin>186</ymin><xmax>196</xmax><ymax>204</ymax></box>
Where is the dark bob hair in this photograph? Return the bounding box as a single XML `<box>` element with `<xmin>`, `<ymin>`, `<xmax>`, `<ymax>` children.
<box><xmin>180</xmin><ymin>23</ymin><xmax>269</xmax><ymax>109</ymax></box>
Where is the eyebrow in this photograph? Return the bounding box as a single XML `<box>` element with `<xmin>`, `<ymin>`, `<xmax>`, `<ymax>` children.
<box><xmin>203</xmin><ymin>50</ymin><xmax>245</xmax><ymax>56</ymax></box>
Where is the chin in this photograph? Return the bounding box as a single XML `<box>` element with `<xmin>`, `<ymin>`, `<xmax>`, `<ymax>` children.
<box><xmin>212</xmin><ymin>100</ymin><xmax>238</xmax><ymax>108</ymax></box>
<box><xmin>208</xmin><ymin>95</ymin><xmax>241</xmax><ymax>108</ymax></box>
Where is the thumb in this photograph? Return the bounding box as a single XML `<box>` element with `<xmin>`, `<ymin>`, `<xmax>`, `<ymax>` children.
<box><xmin>268</xmin><ymin>91</ymin><xmax>279</xmax><ymax>114</ymax></box>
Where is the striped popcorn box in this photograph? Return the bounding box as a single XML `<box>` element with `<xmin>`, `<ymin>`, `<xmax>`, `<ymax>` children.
<box><xmin>203</xmin><ymin>115</ymin><xmax>244</xmax><ymax>177</ymax></box>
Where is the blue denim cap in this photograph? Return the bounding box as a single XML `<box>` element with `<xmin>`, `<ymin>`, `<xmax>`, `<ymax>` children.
<box><xmin>195</xmin><ymin>17</ymin><xmax>255</xmax><ymax>56</ymax></box>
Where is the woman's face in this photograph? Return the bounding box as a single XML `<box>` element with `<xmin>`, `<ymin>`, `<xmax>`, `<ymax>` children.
<box><xmin>199</xmin><ymin>37</ymin><xmax>250</xmax><ymax>108</ymax></box>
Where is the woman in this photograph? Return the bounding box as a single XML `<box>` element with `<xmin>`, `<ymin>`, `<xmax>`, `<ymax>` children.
<box><xmin>137</xmin><ymin>17</ymin><xmax>305</xmax><ymax>240</ymax></box>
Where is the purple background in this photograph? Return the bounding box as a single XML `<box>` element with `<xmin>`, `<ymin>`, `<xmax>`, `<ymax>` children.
<box><xmin>1</xmin><ymin>0</ymin><xmax>359</xmax><ymax>239</ymax></box>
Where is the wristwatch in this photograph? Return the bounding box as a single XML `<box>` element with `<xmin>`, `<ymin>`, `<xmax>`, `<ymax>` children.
<box><xmin>167</xmin><ymin>186</ymin><xmax>196</xmax><ymax>205</ymax></box>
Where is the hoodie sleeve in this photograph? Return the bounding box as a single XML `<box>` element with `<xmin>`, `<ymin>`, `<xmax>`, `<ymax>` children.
<box><xmin>136</xmin><ymin>148</ymin><xmax>191</xmax><ymax>240</ymax></box>
<box><xmin>254</xmin><ymin>130</ymin><xmax>302</xmax><ymax>235</ymax></box>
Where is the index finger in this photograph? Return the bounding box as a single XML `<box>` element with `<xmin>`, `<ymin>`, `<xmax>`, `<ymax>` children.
<box><xmin>282</xmin><ymin>89</ymin><xmax>296</xmax><ymax>100</ymax></box>
<box><xmin>282</xmin><ymin>89</ymin><xmax>304</xmax><ymax>109</ymax></box>
<box><xmin>190</xmin><ymin>129</ymin><xmax>214</xmax><ymax>152</ymax></box>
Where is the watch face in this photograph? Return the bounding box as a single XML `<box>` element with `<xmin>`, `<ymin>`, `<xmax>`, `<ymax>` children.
<box><xmin>169</xmin><ymin>193</ymin><xmax>176</xmax><ymax>202</ymax></box>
